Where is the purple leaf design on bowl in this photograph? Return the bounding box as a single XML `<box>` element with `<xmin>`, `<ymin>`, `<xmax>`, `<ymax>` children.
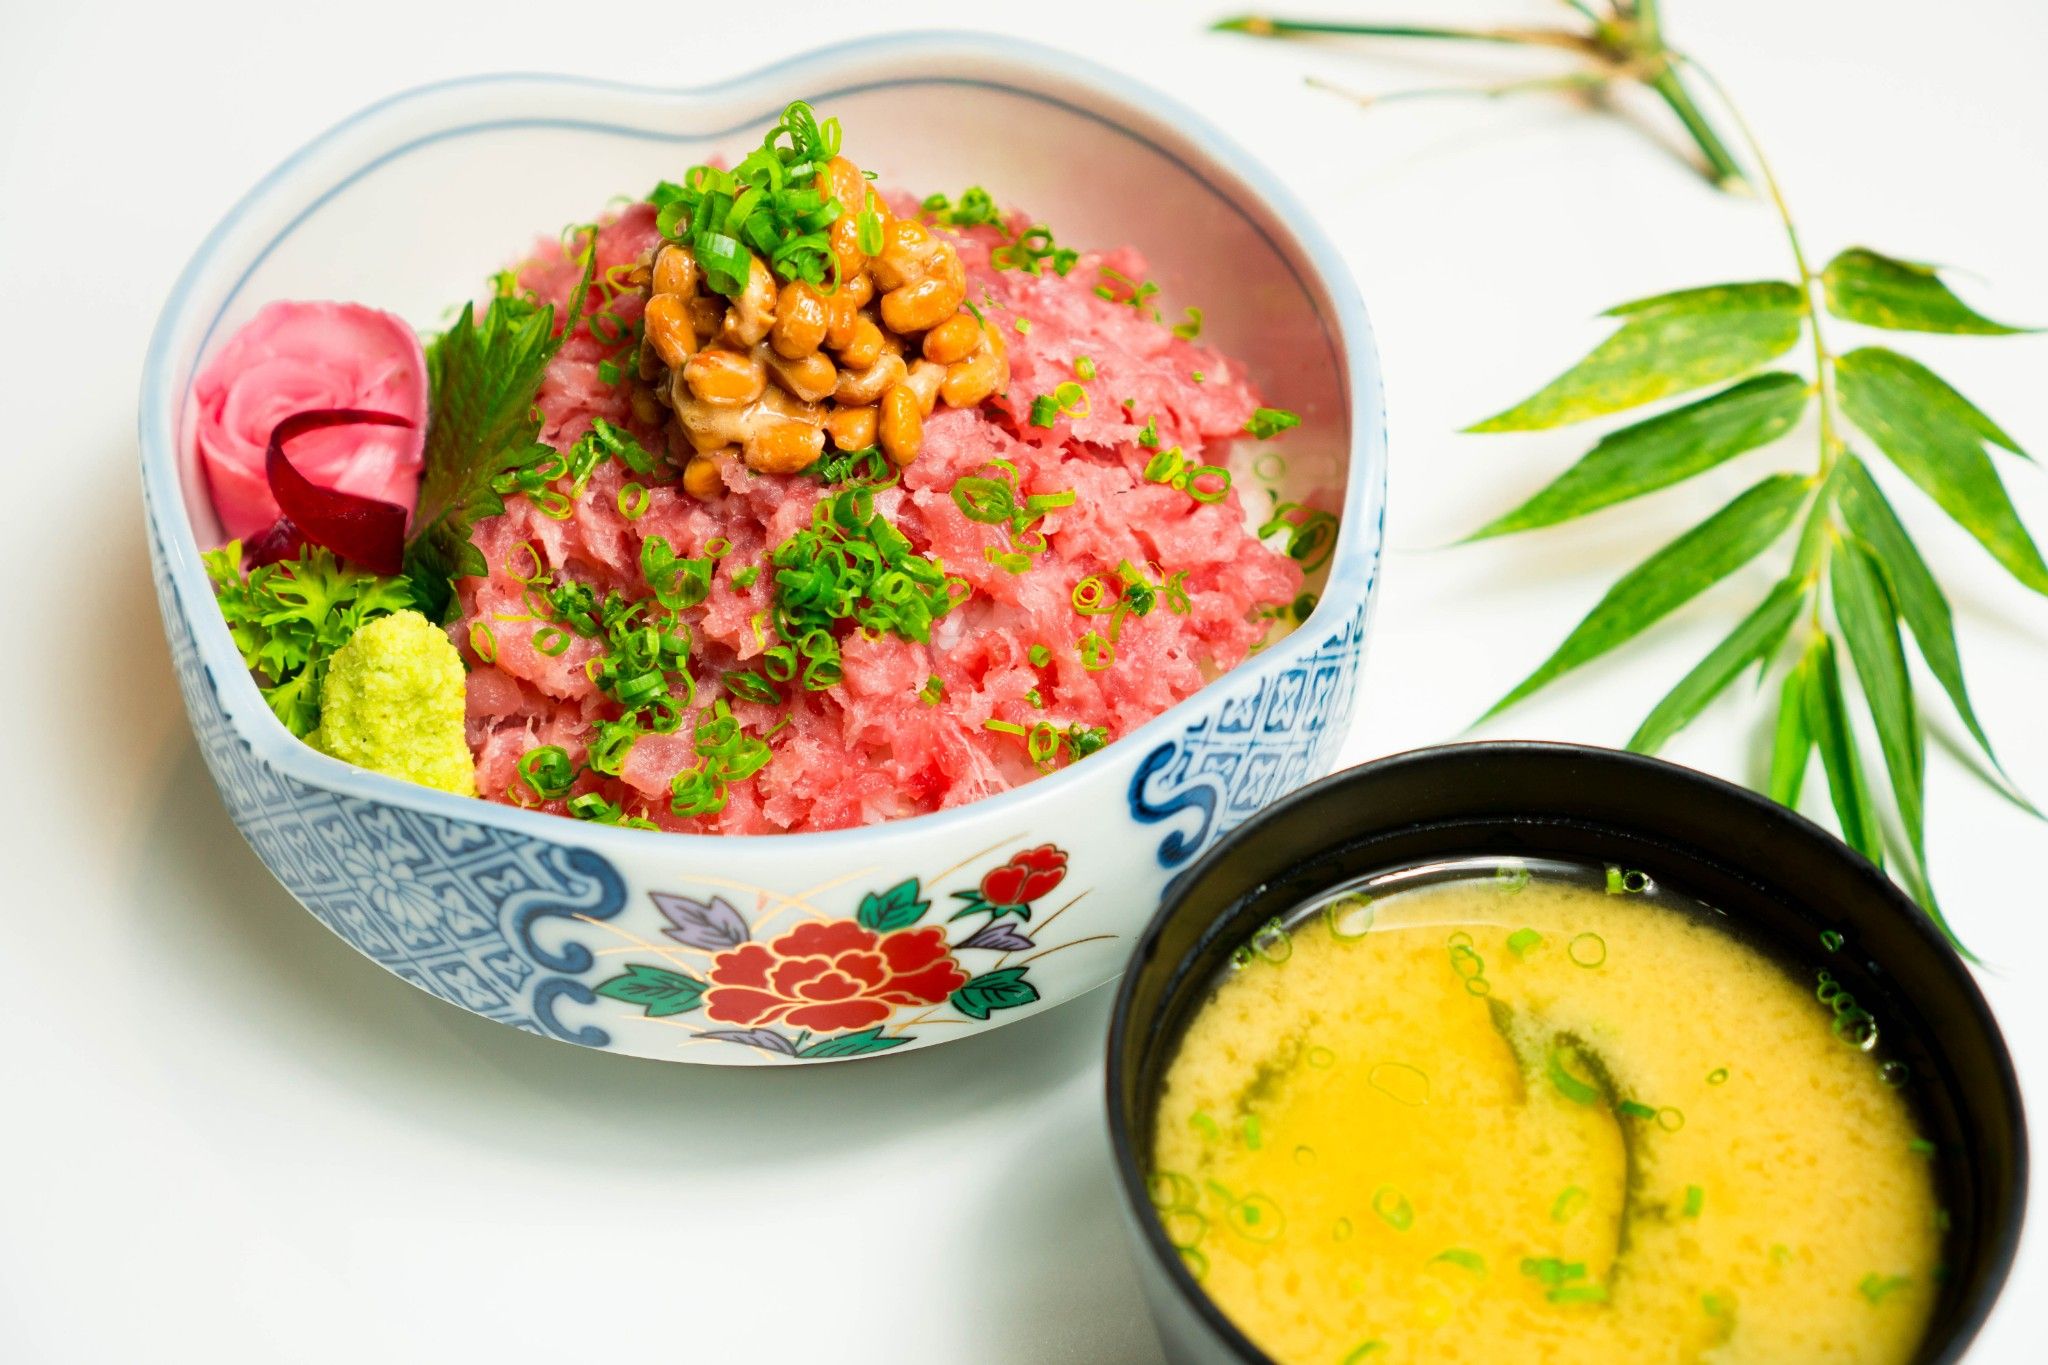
<box><xmin>696</xmin><ymin>1028</ymin><xmax>797</xmax><ymax>1055</ymax></box>
<box><xmin>653</xmin><ymin>892</ymin><xmax>750</xmax><ymax>951</ymax></box>
<box><xmin>959</xmin><ymin>921</ymin><xmax>1036</xmax><ymax>952</ymax></box>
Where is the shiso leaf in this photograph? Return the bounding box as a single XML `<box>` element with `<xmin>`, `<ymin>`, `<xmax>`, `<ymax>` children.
<box><xmin>1628</xmin><ymin>575</ymin><xmax>1808</xmax><ymax>754</ymax></box>
<box><xmin>1821</xmin><ymin>248</ymin><xmax>2034</xmax><ymax>336</ymax></box>
<box><xmin>404</xmin><ymin>242</ymin><xmax>598</xmax><ymax>620</ymax></box>
<box><xmin>1469</xmin><ymin>282</ymin><xmax>1806</xmax><ymax>433</ymax></box>
<box><xmin>1835</xmin><ymin>347</ymin><xmax>2048</xmax><ymax>593</ymax></box>
<box><xmin>1470</xmin><ymin>372</ymin><xmax>1811</xmax><ymax>539</ymax></box>
<box><xmin>1480</xmin><ymin>473</ymin><xmax>1811</xmax><ymax>721</ymax></box>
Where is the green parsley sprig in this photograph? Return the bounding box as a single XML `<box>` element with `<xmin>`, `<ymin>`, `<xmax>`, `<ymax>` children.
<box><xmin>202</xmin><ymin>542</ymin><xmax>416</xmax><ymax>737</ymax></box>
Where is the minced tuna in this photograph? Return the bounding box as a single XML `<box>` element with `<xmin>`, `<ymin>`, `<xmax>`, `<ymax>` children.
<box><xmin>455</xmin><ymin>193</ymin><xmax>1302</xmax><ymax>834</ymax></box>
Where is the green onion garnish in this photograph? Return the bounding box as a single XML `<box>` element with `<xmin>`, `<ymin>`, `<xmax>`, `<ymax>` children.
<box><xmin>1372</xmin><ymin>1186</ymin><xmax>1415</xmax><ymax>1231</ymax></box>
<box><xmin>1074</xmin><ymin>355</ymin><xmax>1097</xmax><ymax>380</ymax></box>
<box><xmin>616</xmin><ymin>482</ymin><xmax>650</xmax><ymax>520</ymax></box>
<box><xmin>1431</xmin><ymin>1248</ymin><xmax>1487</xmax><ymax>1276</ymax></box>
<box><xmin>1241</xmin><ymin>1114</ymin><xmax>1263</xmax><ymax>1150</ymax></box>
<box><xmin>1028</xmin><ymin>643</ymin><xmax>1052</xmax><ymax>667</ymax></box>
<box><xmin>1552</xmin><ymin>1186</ymin><xmax>1589</xmax><ymax>1223</ymax></box>
<box><xmin>1172</xmin><ymin>306</ymin><xmax>1204</xmax><ymax>340</ymax></box>
<box><xmin>1507</xmin><ymin>928</ymin><xmax>1543</xmax><ymax>956</ymax></box>
<box><xmin>515</xmin><ymin>745</ymin><xmax>578</xmax><ymax>800</ymax></box>
<box><xmin>468</xmin><ymin>621</ymin><xmax>498</xmax><ymax>664</ymax></box>
<box><xmin>1340</xmin><ymin>1344</ymin><xmax>1386</xmax><ymax>1363</ymax></box>
<box><xmin>919</xmin><ymin>674</ymin><xmax>944</xmax><ymax>705</ymax></box>
<box><xmin>1079</xmin><ymin>631</ymin><xmax>1114</xmax><ymax>670</ymax></box>
<box><xmin>1683</xmin><ymin>1184</ymin><xmax>1705</xmax><ymax>1218</ymax></box>
<box><xmin>1858</xmin><ymin>1273</ymin><xmax>1910</xmax><ymax>1305</ymax></box>
<box><xmin>1618</xmin><ymin>1100</ymin><xmax>1657</xmax><ymax>1121</ymax></box>
<box><xmin>1569</xmin><ymin>933</ymin><xmax>1608</xmax><ymax>967</ymax></box>
<box><xmin>1657</xmin><ymin>1107</ymin><xmax>1686</xmax><ymax>1132</ymax></box>
<box><xmin>1245</xmin><ymin>406</ymin><xmax>1301</xmax><ymax>439</ymax></box>
<box><xmin>1908</xmin><ymin>1138</ymin><xmax>1936</xmax><ymax>1156</ymax></box>
<box><xmin>1548</xmin><ymin>1285</ymin><xmax>1610</xmax><ymax>1306</ymax></box>
<box><xmin>1821</xmin><ymin>929</ymin><xmax>1846</xmax><ymax>951</ymax></box>
<box><xmin>1547</xmin><ymin>1043</ymin><xmax>1601</xmax><ymax>1105</ymax></box>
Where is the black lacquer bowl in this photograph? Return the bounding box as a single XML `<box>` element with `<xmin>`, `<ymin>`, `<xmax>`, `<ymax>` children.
<box><xmin>1106</xmin><ymin>742</ymin><xmax>2026</xmax><ymax>1363</ymax></box>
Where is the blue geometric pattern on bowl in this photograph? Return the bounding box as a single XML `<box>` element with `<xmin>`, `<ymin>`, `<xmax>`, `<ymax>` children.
<box><xmin>148</xmin><ymin>500</ymin><xmax>628</xmax><ymax>1048</ymax></box>
<box><xmin>1128</xmin><ymin>601</ymin><xmax>1367</xmax><ymax>867</ymax></box>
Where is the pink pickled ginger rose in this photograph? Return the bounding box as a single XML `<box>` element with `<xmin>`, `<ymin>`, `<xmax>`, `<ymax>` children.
<box><xmin>194</xmin><ymin>301</ymin><xmax>428</xmax><ymax>541</ymax></box>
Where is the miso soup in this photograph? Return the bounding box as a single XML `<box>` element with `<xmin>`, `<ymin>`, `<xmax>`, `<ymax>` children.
<box><xmin>1150</xmin><ymin>859</ymin><xmax>1943</xmax><ymax>1363</ymax></box>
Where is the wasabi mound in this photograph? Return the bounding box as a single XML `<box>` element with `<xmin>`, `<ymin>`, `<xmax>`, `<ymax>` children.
<box><xmin>311</xmin><ymin>610</ymin><xmax>475</xmax><ymax>796</ymax></box>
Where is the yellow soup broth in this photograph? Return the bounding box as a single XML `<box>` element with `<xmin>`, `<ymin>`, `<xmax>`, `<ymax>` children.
<box><xmin>1151</xmin><ymin>863</ymin><xmax>1942</xmax><ymax>1364</ymax></box>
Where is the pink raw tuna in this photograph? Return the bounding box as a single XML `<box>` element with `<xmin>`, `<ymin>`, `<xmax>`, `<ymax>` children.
<box><xmin>458</xmin><ymin>200</ymin><xmax>1306</xmax><ymax>834</ymax></box>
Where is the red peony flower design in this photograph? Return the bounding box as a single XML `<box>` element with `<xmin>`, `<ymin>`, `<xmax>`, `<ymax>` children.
<box><xmin>703</xmin><ymin>920</ymin><xmax>968</xmax><ymax>1033</ymax></box>
<box><xmin>980</xmin><ymin>844</ymin><xmax>1069</xmax><ymax>909</ymax></box>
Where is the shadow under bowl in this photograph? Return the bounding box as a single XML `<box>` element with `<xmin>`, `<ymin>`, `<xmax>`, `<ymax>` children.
<box><xmin>1106</xmin><ymin>741</ymin><xmax>2026</xmax><ymax>1363</ymax></box>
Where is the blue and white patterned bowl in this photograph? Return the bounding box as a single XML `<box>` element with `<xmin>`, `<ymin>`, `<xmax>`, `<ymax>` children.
<box><xmin>140</xmin><ymin>33</ymin><xmax>1387</xmax><ymax>1064</ymax></box>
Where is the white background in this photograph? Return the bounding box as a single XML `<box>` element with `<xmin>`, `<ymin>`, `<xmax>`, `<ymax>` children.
<box><xmin>2</xmin><ymin>0</ymin><xmax>2043</xmax><ymax>1359</ymax></box>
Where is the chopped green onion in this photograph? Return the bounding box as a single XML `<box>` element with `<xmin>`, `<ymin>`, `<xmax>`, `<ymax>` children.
<box><xmin>1548</xmin><ymin>1043</ymin><xmax>1602</xmax><ymax>1105</ymax></box>
<box><xmin>1908</xmin><ymin>1137</ymin><xmax>1936</xmax><ymax>1156</ymax></box>
<box><xmin>468</xmin><ymin>621</ymin><xmax>498</xmax><ymax>663</ymax></box>
<box><xmin>1821</xmin><ymin>929</ymin><xmax>1845</xmax><ymax>951</ymax></box>
<box><xmin>1708</xmin><ymin>1067</ymin><xmax>1730</xmax><ymax>1086</ymax></box>
<box><xmin>1028</xmin><ymin>643</ymin><xmax>1052</xmax><ymax>667</ymax></box>
<box><xmin>616</xmin><ymin>482</ymin><xmax>651</xmax><ymax>520</ymax></box>
<box><xmin>1431</xmin><ymin>1248</ymin><xmax>1486</xmax><ymax>1276</ymax></box>
<box><xmin>596</xmin><ymin>359</ymin><xmax>621</xmax><ymax>385</ymax></box>
<box><xmin>1657</xmin><ymin>1107</ymin><xmax>1686</xmax><ymax>1132</ymax></box>
<box><xmin>732</xmin><ymin>564</ymin><xmax>760</xmax><ymax>589</ymax></box>
<box><xmin>1074</xmin><ymin>355</ymin><xmax>1097</xmax><ymax>380</ymax></box>
<box><xmin>919</xmin><ymin>674</ymin><xmax>944</xmax><ymax>705</ymax></box>
<box><xmin>1569</xmin><ymin>933</ymin><xmax>1608</xmax><ymax>967</ymax></box>
<box><xmin>1858</xmin><ymin>1273</ymin><xmax>1910</xmax><ymax>1305</ymax></box>
<box><xmin>1684</xmin><ymin>1184</ymin><xmax>1705</xmax><ymax>1218</ymax></box>
<box><xmin>1618</xmin><ymin>1100</ymin><xmax>1657</xmax><ymax>1121</ymax></box>
<box><xmin>1079</xmin><ymin>631</ymin><xmax>1114</xmax><ymax>671</ymax></box>
<box><xmin>1172</xmin><ymin>306</ymin><xmax>1204</xmax><ymax>340</ymax></box>
<box><xmin>1372</xmin><ymin>1186</ymin><xmax>1414</xmax><ymax>1232</ymax></box>
<box><xmin>1552</xmin><ymin>1186</ymin><xmax>1589</xmax><ymax>1224</ymax></box>
<box><xmin>515</xmin><ymin>745</ymin><xmax>578</xmax><ymax>800</ymax></box>
<box><xmin>1245</xmin><ymin>407</ymin><xmax>1301</xmax><ymax>439</ymax></box>
<box><xmin>1548</xmin><ymin>1285</ymin><xmax>1610</xmax><ymax>1306</ymax></box>
<box><xmin>532</xmin><ymin>625</ymin><xmax>570</xmax><ymax>657</ymax></box>
<box><xmin>1136</xmin><ymin>415</ymin><xmax>1161</xmax><ymax>449</ymax></box>
<box><xmin>1507</xmin><ymin>927</ymin><xmax>1543</xmax><ymax>956</ymax></box>
<box><xmin>1013</xmin><ymin>316</ymin><xmax>1032</xmax><ymax>334</ymax></box>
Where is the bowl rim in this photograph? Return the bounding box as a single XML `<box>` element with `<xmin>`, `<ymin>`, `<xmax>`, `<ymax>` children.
<box><xmin>139</xmin><ymin>29</ymin><xmax>1388</xmax><ymax>853</ymax></box>
<box><xmin>1104</xmin><ymin>739</ymin><xmax>2028</xmax><ymax>1364</ymax></box>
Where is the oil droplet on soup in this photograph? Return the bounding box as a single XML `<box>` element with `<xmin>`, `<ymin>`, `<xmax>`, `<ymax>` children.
<box><xmin>1150</xmin><ymin>861</ymin><xmax>1942</xmax><ymax>1364</ymax></box>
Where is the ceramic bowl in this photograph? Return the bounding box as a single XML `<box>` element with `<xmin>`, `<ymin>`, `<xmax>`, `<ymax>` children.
<box><xmin>1107</xmin><ymin>743</ymin><xmax>2025</xmax><ymax>1360</ymax></box>
<box><xmin>140</xmin><ymin>33</ymin><xmax>1387</xmax><ymax>1064</ymax></box>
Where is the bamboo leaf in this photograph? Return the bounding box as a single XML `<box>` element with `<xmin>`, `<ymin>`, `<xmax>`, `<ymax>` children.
<box><xmin>1628</xmin><ymin>577</ymin><xmax>1809</xmax><ymax>754</ymax></box>
<box><xmin>1821</xmin><ymin>248</ymin><xmax>2033</xmax><ymax>336</ymax></box>
<box><xmin>1769</xmin><ymin>659</ymin><xmax>1813</xmax><ymax>808</ymax></box>
<box><xmin>1470</xmin><ymin>373</ymin><xmax>1811</xmax><ymax>539</ymax></box>
<box><xmin>1834</xmin><ymin>456</ymin><xmax>2025</xmax><ymax>801</ymax></box>
<box><xmin>1830</xmin><ymin>539</ymin><xmax>1925</xmax><ymax>861</ymax></box>
<box><xmin>1482</xmin><ymin>473</ymin><xmax>1811</xmax><ymax>719</ymax></box>
<box><xmin>1803</xmin><ymin>635</ymin><xmax>1885</xmax><ymax>866</ymax></box>
<box><xmin>1836</xmin><ymin>347</ymin><xmax>2048</xmax><ymax>593</ymax></box>
<box><xmin>1470</xmin><ymin>283</ymin><xmax>1807</xmax><ymax>432</ymax></box>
